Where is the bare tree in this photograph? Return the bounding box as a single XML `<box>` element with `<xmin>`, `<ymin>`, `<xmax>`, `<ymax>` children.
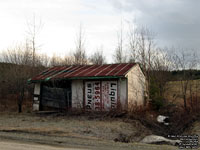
<box><xmin>128</xmin><ymin>23</ymin><xmax>138</xmax><ymax>63</ymax></box>
<box><xmin>35</xmin><ymin>53</ymin><xmax>50</xmax><ymax>67</ymax></box>
<box><xmin>49</xmin><ymin>53</ymin><xmax>74</xmax><ymax>67</ymax></box>
<box><xmin>171</xmin><ymin>49</ymin><xmax>198</xmax><ymax>110</ymax></box>
<box><xmin>128</xmin><ymin>25</ymin><xmax>156</xmax><ymax>101</ymax></box>
<box><xmin>2</xmin><ymin>45</ymin><xmax>32</xmax><ymax>65</ymax></box>
<box><xmin>63</xmin><ymin>54</ymin><xmax>74</xmax><ymax>65</ymax></box>
<box><xmin>89</xmin><ymin>47</ymin><xmax>106</xmax><ymax>65</ymax></box>
<box><xmin>113</xmin><ymin>20</ymin><xmax>127</xmax><ymax>63</ymax></box>
<box><xmin>150</xmin><ymin>48</ymin><xmax>172</xmax><ymax>99</ymax></box>
<box><xmin>1</xmin><ymin>45</ymin><xmax>33</xmax><ymax>112</ymax></box>
<box><xmin>26</xmin><ymin>14</ymin><xmax>43</xmax><ymax>67</ymax></box>
<box><xmin>50</xmin><ymin>54</ymin><xmax>64</xmax><ymax>67</ymax></box>
<box><xmin>73</xmin><ymin>24</ymin><xmax>87</xmax><ymax>65</ymax></box>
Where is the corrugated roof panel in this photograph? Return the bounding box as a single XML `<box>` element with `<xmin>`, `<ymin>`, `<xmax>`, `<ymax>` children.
<box><xmin>55</xmin><ymin>66</ymin><xmax>81</xmax><ymax>79</ymax></box>
<box><xmin>30</xmin><ymin>63</ymin><xmax>136</xmax><ymax>82</ymax></box>
<box><xmin>41</xmin><ymin>66</ymin><xmax>65</xmax><ymax>80</ymax></box>
<box><xmin>52</xmin><ymin>66</ymin><xmax>74</xmax><ymax>79</ymax></box>
<box><xmin>85</xmin><ymin>65</ymin><xmax>109</xmax><ymax>76</ymax></box>
<box><xmin>116</xmin><ymin>63</ymin><xmax>135</xmax><ymax>76</ymax></box>
<box><xmin>79</xmin><ymin>65</ymin><xmax>100</xmax><ymax>76</ymax></box>
<box><xmin>66</xmin><ymin>65</ymin><xmax>90</xmax><ymax>77</ymax></box>
<box><xmin>100</xmin><ymin>64</ymin><xmax>118</xmax><ymax>76</ymax></box>
<box><xmin>32</xmin><ymin>66</ymin><xmax>56</xmax><ymax>80</ymax></box>
<box><xmin>73</xmin><ymin>65</ymin><xmax>95</xmax><ymax>76</ymax></box>
<box><xmin>106</xmin><ymin>64</ymin><xmax>124</xmax><ymax>76</ymax></box>
<box><xmin>32</xmin><ymin>66</ymin><xmax>61</xmax><ymax>81</ymax></box>
<box><xmin>114</xmin><ymin>63</ymin><xmax>130</xmax><ymax>76</ymax></box>
<box><xmin>94</xmin><ymin>64</ymin><xmax>113</xmax><ymax>76</ymax></box>
<box><xmin>50</xmin><ymin>66</ymin><xmax>74</xmax><ymax>79</ymax></box>
<box><xmin>65</xmin><ymin>65</ymin><xmax>89</xmax><ymax>77</ymax></box>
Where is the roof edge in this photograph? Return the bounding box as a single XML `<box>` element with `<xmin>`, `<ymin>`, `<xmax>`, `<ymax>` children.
<box><xmin>28</xmin><ymin>76</ymin><xmax>124</xmax><ymax>83</ymax></box>
<box><xmin>124</xmin><ymin>63</ymin><xmax>139</xmax><ymax>76</ymax></box>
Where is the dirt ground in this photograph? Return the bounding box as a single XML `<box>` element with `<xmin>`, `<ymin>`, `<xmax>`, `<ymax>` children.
<box><xmin>0</xmin><ymin>112</ymin><xmax>150</xmax><ymax>141</ymax></box>
<box><xmin>0</xmin><ymin>140</ymin><xmax>84</xmax><ymax>150</ymax></box>
<box><xmin>0</xmin><ymin>112</ymin><xmax>184</xmax><ymax>150</ymax></box>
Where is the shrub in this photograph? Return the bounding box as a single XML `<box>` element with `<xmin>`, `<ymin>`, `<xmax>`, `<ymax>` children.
<box><xmin>151</xmin><ymin>96</ymin><xmax>164</xmax><ymax>111</ymax></box>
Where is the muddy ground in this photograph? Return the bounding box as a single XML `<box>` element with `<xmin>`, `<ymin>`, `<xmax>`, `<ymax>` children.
<box><xmin>0</xmin><ymin>112</ymin><xmax>199</xmax><ymax>150</ymax></box>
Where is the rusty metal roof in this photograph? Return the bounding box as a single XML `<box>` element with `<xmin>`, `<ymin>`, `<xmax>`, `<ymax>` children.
<box><xmin>29</xmin><ymin>63</ymin><xmax>136</xmax><ymax>82</ymax></box>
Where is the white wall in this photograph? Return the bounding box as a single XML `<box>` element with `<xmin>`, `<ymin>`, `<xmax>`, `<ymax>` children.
<box><xmin>118</xmin><ymin>78</ymin><xmax>127</xmax><ymax>110</ymax></box>
<box><xmin>72</xmin><ymin>79</ymin><xmax>127</xmax><ymax>110</ymax></box>
<box><xmin>126</xmin><ymin>64</ymin><xmax>146</xmax><ymax>110</ymax></box>
<box><xmin>71</xmin><ymin>80</ymin><xmax>83</xmax><ymax>109</ymax></box>
<box><xmin>34</xmin><ymin>83</ymin><xmax>40</xmax><ymax>95</ymax></box>
<box><xmin>65</xmin><ymin>79</ymin><xmax>129</xmax><ymax>110</ymax></box>
<box><xmin>33</xmin><ymin>83</ymin><xmax>40</xmax><ymax>111</ymax></box>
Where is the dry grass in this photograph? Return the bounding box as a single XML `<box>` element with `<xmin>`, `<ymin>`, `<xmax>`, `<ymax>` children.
<box><xmin>0</xmin><ymin>94</ymin><xmax>32</xmax><ymax>112</ymax></box>
<box><xmin>184</xmin><ymin>122</ymin><xmax>200</xmax><ymax>142</ymax></box>
<box><xmin>0</xmin><ymin>112</ymin><xmax>151</xmax><ymax>142</ymax></box>
<box><xmin>165</xmin><ymin>80</ymin><xmax>200</xmax><ymax>107</ymax></box>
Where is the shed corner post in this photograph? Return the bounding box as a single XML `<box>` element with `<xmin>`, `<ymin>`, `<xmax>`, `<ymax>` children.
<box><xmin>126</xmin><ymin>76</ymin><xmax>128</xmax><ymax>111</ymax></box>
<box><xmin>83</xmin><ymin>80</ymin><xmax>85</xmax><ymax>112</ymax></box>
<box><xmin>33</xmin><ymin>82</ymin><xmax>41</xmax><ymax>111</ymax></box>
<box><xmin>117</xmin><ymin>78</ymin><xmax>121</xmax><ymax>111</ymax></box>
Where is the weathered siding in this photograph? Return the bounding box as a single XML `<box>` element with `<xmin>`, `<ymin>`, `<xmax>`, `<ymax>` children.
<box><xmin>126</xmin><ymin>64</ymin><xmax>146</xmax><ymax>110</ymax></box>
<box><xmin>34</xmin><ymin>83</ymin><xmax>40</xmax><ymax>95</ymax></box>
<box><xmin>85</xmin><ymin>81</ymin><xmax>101</xmax><ymax>111</ymax></box>
<box><xmin>119</xmin><ymin>78</ymin><xmax>127</xmax><ymax>110</ymax></box>
<box><xmin>33</xmin><ymin>83</ymin><xmax>40</xmax><ymax>111</ymax></box>
<box><xmin>72</xmin><ymin>80</ymin><xmax>83</xmax><ymax>109</ymax></box>
<box><xmin>84</xmin><ymin>80</ymin><xmax>118</xmax><ymax>111</ymax></box>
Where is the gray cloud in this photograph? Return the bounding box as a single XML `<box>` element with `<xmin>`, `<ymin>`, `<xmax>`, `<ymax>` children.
<box><xmin>110</xmin><ymin>0</ymin><xmax>200</xmax><ymax>50</ymax></box>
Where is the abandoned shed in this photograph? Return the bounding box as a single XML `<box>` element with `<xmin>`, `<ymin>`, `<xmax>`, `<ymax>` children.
<box><xmin>29</xmin><ymin>63</ymin><xmax>146</xmax><ymax>111</ymax></box>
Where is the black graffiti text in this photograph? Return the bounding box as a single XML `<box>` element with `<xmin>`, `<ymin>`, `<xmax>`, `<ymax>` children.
<box><xmin>109</xmin><ymin>83</ymin><xmax>117</xmax><ymax>109</ymax></box>
<box><xmin>86</xmin><ymin>83</ymin><xmax>92</xmax><ymax>110</ymax></box>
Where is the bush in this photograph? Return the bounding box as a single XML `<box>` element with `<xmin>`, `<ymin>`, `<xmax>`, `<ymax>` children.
<box><xmin>149</xmin><ymin>78</ymin><xmax>165</xmax><ymax>111</ymax></box>
<box><xmin>151</xmin><ymin>96</ymin><xmax>164</xmax><ymax>111</ymax></box>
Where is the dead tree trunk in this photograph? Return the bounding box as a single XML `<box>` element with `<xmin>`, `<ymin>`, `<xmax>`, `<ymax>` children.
<box><xmin>18</xmin><ymin>87</ymin><xmax>24</xmax><ymax>113</ymax></box>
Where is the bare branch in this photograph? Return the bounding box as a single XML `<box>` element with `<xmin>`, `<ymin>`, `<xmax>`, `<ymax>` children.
<box><xmin>89</xmin><ymin>47</ymin><xmax>106</xmax><ymax>65</ymax></box>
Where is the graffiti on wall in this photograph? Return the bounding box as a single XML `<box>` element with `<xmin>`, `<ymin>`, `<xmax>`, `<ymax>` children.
<box><xmin>85</xmin><ymin>81</ymin><xmax>117</xmax><ymax>111</ymax></box>
<box><xmin>85</xmin><ymin>81</ymin><xmax>101</xmax><ymax>110</ymax></box>
<box><xmin>102</xmin><ymin>81</ymin><xmax>117</xmax><ymax>111</ymax></box>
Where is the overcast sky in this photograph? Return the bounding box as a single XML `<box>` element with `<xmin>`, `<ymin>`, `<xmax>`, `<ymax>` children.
<box><xmin>0</xmin><ymin>0</ymin><xmax>199</xmax><ymax>63</ymax></box>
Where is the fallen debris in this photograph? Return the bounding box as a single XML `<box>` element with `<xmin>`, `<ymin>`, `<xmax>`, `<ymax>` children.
<box><xmin>140</xmin><ymin>135</ymin><xmax>181</xmax><ymax>146</ymax></box>
<box><xmin>157</xmin><ymin>115</ymin><xmax>169</xmax><ymax>126</ymax></box>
